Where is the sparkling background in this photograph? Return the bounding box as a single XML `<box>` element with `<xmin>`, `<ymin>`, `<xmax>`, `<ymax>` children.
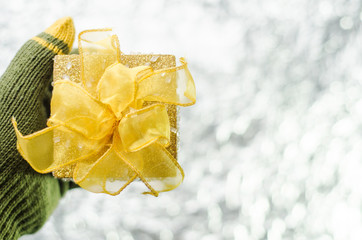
<box><xmin>1</xmin><ymin>0</ymin><xmax>362</xmax><ymax>239</ymax></box>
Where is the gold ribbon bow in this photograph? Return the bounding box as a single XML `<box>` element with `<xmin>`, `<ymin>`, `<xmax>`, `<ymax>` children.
<box><xmin>12</xmin><ymin>29</ymin><xmax>196</xmax><ymax>196</ymax></box>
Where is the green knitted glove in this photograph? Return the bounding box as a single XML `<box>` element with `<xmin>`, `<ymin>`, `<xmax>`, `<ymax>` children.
<box><xmin>0</xmin><ymin>17</ymin><xmax>76</xmax><ymax>239</ymax></box>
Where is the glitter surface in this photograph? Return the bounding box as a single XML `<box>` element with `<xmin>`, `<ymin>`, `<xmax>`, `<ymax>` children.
<box><xmin>0</xmin><ymin>0</ymin><xmax>362</xmax><ymax>239</ymax></box>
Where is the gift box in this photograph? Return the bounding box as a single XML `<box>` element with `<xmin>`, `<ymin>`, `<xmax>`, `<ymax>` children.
<box><xmin>12</xmin><ymin>29</ymin><xmax>196</xmax><ymax>196</ymax></box>
<box><xmin>52</xmin><ymin>54</ymin><xmax>179</xmax><ymax>180</ymax></box>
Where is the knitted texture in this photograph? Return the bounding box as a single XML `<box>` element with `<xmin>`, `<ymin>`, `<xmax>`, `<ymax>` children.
<box><xmin>0</xmin><ymin>17</ymin><xmax>75</xmax><ymax>239</ymax></box>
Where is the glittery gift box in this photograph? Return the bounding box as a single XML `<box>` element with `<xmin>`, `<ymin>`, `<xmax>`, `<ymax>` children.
<box><xmin>52</xmin><ymin>54</ymin><xmax>178</xmax><ymax>179</ymax></box>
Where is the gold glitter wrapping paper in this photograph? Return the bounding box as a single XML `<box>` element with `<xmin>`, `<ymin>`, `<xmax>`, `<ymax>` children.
<box><xmin>52</xmin><ymin>54</ymin><xmax>178</xmax><ymax>179</ymax></box>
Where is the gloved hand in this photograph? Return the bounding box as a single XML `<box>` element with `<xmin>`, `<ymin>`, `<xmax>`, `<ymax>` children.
<box><xmin>0</xmin><ymin>17</ymin><xmax>76</xmax><ymax>239</ymax></box>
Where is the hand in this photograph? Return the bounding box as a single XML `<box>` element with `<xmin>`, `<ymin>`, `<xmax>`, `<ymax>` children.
<box><xmin>0</xmin><ymin>17</ymin><xmax>76</xmax><ymax>239</ymax></box>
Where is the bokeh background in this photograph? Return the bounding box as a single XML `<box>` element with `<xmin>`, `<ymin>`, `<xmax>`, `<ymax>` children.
<box><xmin>1</xmin><ymin>0</ymin><xmax>362</xmax><ymax>239</ymax></box>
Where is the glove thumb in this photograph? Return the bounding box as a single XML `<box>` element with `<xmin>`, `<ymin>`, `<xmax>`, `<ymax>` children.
<box><xmin>0</xmin><ymin>17</ymin><xmax>75</xmax><ymax>135</ymax></box>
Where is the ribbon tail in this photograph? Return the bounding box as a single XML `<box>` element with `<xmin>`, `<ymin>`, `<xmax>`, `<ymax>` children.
<box><xmin>120</xmin><ymin>142</ymin><xmax>184</xmax><ymax>196</ymax></box>
<box><xmin>136</xmin><ymin>57</ymin><xmax>196</xmax><ymax>106</ymax></box>
<box><xmin>73</xmin><ymin>144</ymin><xmax>138</xmax><ymax>196</ymax></box>
<box><xmin>12</xmin><ymin>117</ymin><xmax>110</xmax><ymax>174</ymax></box>
<box><xmin>12</xmin><ymin>117</ymin><xmax>58</xmax><ymax>173</ymax></box>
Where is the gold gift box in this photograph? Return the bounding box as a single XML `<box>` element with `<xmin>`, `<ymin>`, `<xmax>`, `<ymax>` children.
<box><xmin>52</xmin><ymin>54</ymin><xmax>178</xmax><ymax>179</ymax></box>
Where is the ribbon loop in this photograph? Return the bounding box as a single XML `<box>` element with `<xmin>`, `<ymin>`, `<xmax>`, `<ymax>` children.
<box><xmin>48</xmin><ymin>80</ymin><xmax>116</xmax><ymax>140</ymax></box>
<box><xmin>137</xmin><ymin>58</ymin><xmax>196</xmax><ymax>106</ymax></box>
<box><xmin>118</xmin><ymin>104</ymin><xmax>170</xmax><ymax>152</ymax></box>
<box><xmin>79</xmin><ymin>29</ymin><xmax>119</xmax><ymax>96</ymax></box>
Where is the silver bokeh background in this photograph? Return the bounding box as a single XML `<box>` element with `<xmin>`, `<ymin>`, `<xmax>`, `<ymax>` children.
<box><xmin>1</xmin><ymin>0</ymin><xmax>362</xmax><ymax>239</ymax></box>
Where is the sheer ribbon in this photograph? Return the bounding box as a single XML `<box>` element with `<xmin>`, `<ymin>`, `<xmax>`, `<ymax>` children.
<box><xmin>12</xmin><ymin>29</ymin><xmax>196</xmax><ymax>196</ymax></box>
